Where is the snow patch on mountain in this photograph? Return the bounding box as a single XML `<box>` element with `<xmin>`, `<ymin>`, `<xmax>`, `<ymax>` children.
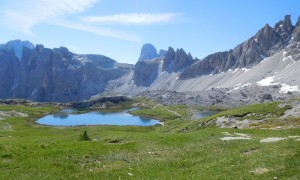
<box><xmin>280</xmin><ymin>84</ymin><xmax>300</xmax><ymax>93</ymax></box>
<box><xmin>257</xmin><ymin>76</ymin><xmax>278</xmax><ymax>86</ymax></box>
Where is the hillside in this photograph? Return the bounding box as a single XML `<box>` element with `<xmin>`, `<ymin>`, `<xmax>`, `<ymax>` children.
<box><xmin>0</xmin><ymin>15</ymin><xmax>299</xmax><ymax>104</ymax></box>
<box><xmin>106</xmin><ymin>15</ymin><xmax>300</xmax><ymax>105</ymax></box>
<box><xmin>0</xmin><ymin>42</ymin><xmax>133</xmax><ymax>102</ymax></box>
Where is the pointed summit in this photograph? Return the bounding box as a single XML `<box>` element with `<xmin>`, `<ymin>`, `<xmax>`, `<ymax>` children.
<box><xmin>275</xmin><ymin>15</ymin><xmax>294</xmax><ymax>39</ymax></box>
<box><xmin>292</xmin><ymin>16</ymin><xmax>300</xmax><ymax>42</ymax></box>
<box><xmin>138</xmin><ymin>43</ymin><xmax>159</xmax><ymax>61</ymax></box>
<box><xmin>296</xmin><ymin>16</ymin><xmax>300</xmax><ymax>27</ymax></box>
<box><xmin>0</xmin><ymin>40</ymin><xmax>34</xmax><ymax>60</ymax></box>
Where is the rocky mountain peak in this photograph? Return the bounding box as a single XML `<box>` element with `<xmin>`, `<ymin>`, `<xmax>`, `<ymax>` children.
<box><xmin>162</xmin><ymin>47</ymin><xmax>195</xmax><ymax>73</ymax></box>
<box><xmin>180</xmin><ymin>15</ymin><xmax>298</xmax><ymax>79</ymax></box>
<box><xmin>0</xmin><ymin>40</ymin><xmax>34</xmax><ymax>60</ymax></box>
<box><xmin>292</xmin><ymin>16</ymin><xmax>300</xmax><ymax>42</ymax></box>
<box><xmin>274</xmin><ymin>15</ymin><xmax>294</xmax><ymax>39</ymax></box>
<box><xmin>162</xmin><ymin>47</ymin><xmax>176</xmax><ymax>72</ymax></box>
<box><xmin>187</xmin><ymin>52</ymin><xmax>193</xmax><ymax>60</ymax></box>
<box><xmin>138</xmin><ymin>43</ymin><xmax>159</xmax><ymax>61</ymax></box>
<box><xmin>159</xmin><ymin>49</ymin><xmax>167</xmax><ymax>57</ymax></box>
<box><xmin>54</xmin><ymin>46</ymin><xmax>73</xmax><ymax>58</ymax></box>
<box><xmin>295</xmin><ymin>16</ymin><xmax>300</xmax><ymax>28</ymax></box>
<box><xmin>173</xmin><ymin>48</ymin><xmax>195</xmax><ymax>72</ymax></box>
<box><xmin>263</xmin><ymin>23</ymin><xmax>271</xmax><ymax>30</ymax></box>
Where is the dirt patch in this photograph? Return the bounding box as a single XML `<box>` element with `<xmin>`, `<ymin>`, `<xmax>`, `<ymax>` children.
<box><xmin>234</xmin><ymin>133</ymin><xmax>249</xmax><ymax>137</ymax></box>
<box><xmin>0</xmin><ymin>110</ymin><xmax>28</xmax><ymax>120</ymax></box>
<box><xmin>288</xmin><ymin>136</ymin><xmax>300</xmax><ymax>138</ymax></box>
<box><xmin>260</xmin><ymin>137</ymin><xmax>286</xmax><ymax>143</ymax></box>
<box><xmin>220</xmin><ymin>132</ymin><xmax>251</xmax><ymax>141</ymax></box>
<box><xmin>216</xmin><ymin>116</ymin><xmax>265</xmax><ymax>129</ymax></box>
<box><xmin>221</xmin><ymin>132</ymin><xmax>234</xmax><ymax>136</ymax></box>
<box><xmin>281</xmin><ymin>102</ymin><xmax>300</xmax><ymax>119</ymax></box>
<box><xmin>250</xmin><ymin>167</ymin><xmax>269</xmax><ymax>174</ymax></box>
<box><xmin>220</xmin><ymin>137</ymin><xmax>252</xmax><ymax>141</ymax></box>
<box><xmin>259</xmin><ymin>136</ymin><xmax>300</xmax><ymax>142</ymax></box>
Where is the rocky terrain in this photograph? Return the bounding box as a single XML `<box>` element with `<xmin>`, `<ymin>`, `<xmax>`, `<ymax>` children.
<box><xmin>106</xmin><ymin>15</ymin><xmax>300</xmax><ymax>105</ymax></box>
<box><xmin>138</xmin><ymin>43</ymin><xmax>165</xmax><ymax>61</ymax></box>
<box><xmin>180</xmin><ymin>15</ymin><xmax>296</xmax><ymax>79</ymax></box>
<box><xmin>0</xmin><ymin>15</ymin><xmax>299</xmax><ymax>105</ymax></box>
<box><xmin>0</xmin><ymin>39</ymin><xmax>34</xmax><ymax>60</ymax></box>
<box><xmin>0</xmin><ymin>42</ymin><xmax>132</xmax><ymax>102</ymax></box>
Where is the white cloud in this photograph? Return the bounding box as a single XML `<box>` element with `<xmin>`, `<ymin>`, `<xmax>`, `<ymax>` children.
<box><xmin>1</xmin><ymin>0</ymin><xmax>97</xmax><ymax>34</ymax></box>
<box><xmin>81</xmin><ymin>13</ymin><xmax>180</xmax><ymax>25</ymax></box>
<box><xmin>53</xmin><ymin>20</ymin><xmax>140</xmax><ymax>42</ymax></box>
<box><xmin>0</xmin><ymin>0</ymin><xmax>180</xmax><ymax>41</ymax></box>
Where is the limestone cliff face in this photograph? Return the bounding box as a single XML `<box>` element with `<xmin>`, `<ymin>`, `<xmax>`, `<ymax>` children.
<box><xmin>133</xmin><ymin>59</ymin><xmax>160</xmax><ymax>87</ymax></box>
<box><xmin>292</xmin><ymin>16</ymin><xmax>300</xmax><ymax>42</ymax></box>
<box><xmin>132</xmin><ymin>15</ymin><xmax>300</xmax><ymax>87</ymax></box>
<box><xmin>180</xmin><ymin>15</ymin><xmax>298</xmax><ymax>79</ymax></box>
<box><xmin>134</xmin><ymin>43</ymin><xmax>166</xmax><ymax>87</ymax></box>
<box><xmin>133</xmin><ymin>46</ymin><xmax>196</xmax><ymax>87</ymax></box>
<box><xmin>0</xmin><ymin>44</ymin><xmax>130</xmax><ymax>102</ymax></box>
<box><xmin>1</xmin><ymin>15</ymin><xmax>299</xmax><ymax>99</ymax></box>
<box><xmin>162</xmin><ymin>48</ymin><xmax>195</xmax><ymax>73</ymax></box>
<box><xmin>138</xmin><ymin>43</ymin><xmax>159</xmax><ymax>61</ymax></box>
<box><xmin>0</xmin><ymin>40</ymin><xmax>34</xmax><ymax>60</ymax></box>
<box><xmin>0</xmin><ymin>49</ymin><xmax>20</xmax><ymax>98</ymax></box>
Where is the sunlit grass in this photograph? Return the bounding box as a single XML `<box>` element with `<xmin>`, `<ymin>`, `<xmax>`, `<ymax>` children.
<box><xmin>0</xmin><ymin>101</ymin><xmax>299</xmax><ymax>179</ymax></box>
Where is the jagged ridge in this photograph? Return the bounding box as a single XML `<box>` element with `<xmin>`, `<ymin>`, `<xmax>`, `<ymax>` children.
<box><xmin>180</xmin><ymin>15</ymin><xmax>299</xmax><ymax>79</ymax></box>
<box><xmin>0</xmin><ymin>43</ymin><xmax>132</xmax><ymax>102</ymax></box>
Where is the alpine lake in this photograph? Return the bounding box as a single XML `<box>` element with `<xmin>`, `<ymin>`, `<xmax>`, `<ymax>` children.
<box><xmin>37</xmin><ymin>108</ymin><xmax>217</xmax><ymax>126</ymax></box>
<box><xmin>37</xmin><ymin>108</ymin><xmax>162</xmax><ymax>126</ymax></box>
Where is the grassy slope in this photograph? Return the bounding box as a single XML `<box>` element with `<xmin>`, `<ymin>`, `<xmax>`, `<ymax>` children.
<box><xmin>199</xmin><ymin>102</ymin><xmax>292</xmax><ymax>122</ymax></box>
<box><xmin>0</xmin><ymin>102</ymin><xmax>299</xmax><ymax>179</ymax></box>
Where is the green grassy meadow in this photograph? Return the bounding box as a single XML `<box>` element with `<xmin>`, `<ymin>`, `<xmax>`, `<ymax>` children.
<box><xmin>0</xmin><ymin>100</ymin><xmax>299</xmax><ymax>179</ymax></box>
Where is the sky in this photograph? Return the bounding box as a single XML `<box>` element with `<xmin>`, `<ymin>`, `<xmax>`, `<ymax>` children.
<box><xmin>0</xmin><ymin>0</ymin><xmax>299</xmax><ymax>64</ymax></box>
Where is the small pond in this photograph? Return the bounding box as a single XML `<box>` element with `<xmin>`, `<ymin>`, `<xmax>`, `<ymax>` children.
<box><xmin>37</xmin><ymin>108</ymin><xmax>161</xmax><ymax>126</ymax></box>
<box><xmin>193</xmin><ymin>111</ymin><xmax>219</xmax><ymax>119</ymax></box>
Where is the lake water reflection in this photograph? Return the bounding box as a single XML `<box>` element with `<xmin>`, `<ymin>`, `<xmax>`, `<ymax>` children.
<box><xmin>37</xmin><ymin>108</ymin><xmax>160</xmax><ymax>126</ymax></box>
<box><xmin>193</xmin><ymin>111</ymin><xmax>219</xmax><ymax>119</ymax></box>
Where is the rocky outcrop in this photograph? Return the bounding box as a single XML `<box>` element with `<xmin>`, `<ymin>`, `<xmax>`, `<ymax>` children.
<box><xmin>68</xmin><ymin>96</ymin><xmax>130</xmax><ymax>108</ymax></box>
<box><xmin>162</xmin><ymin>47</ymin><xmax>176</xmax><ymax>72</ymax></box>
<box><xmin>159</xmin><ymin>49</ymin><xmax>167</xmax><ymax>57</ymax></box>
<box><xmin>292</xmin><ymin>16</ymin><xmax>300</xmax><ymax>42</ymax></box>
<box><xmin>138</xmin><ymin>43</ymin><xmax>159</xmax><ymax>61</ymax></box>
<box><xmin>133</xmin><ymin>59</ymin><xmax>160</xmax><ymax>87</ymax></box>
<box><xmin>180</xmin><ymin>15</ymin><xmax>299</xmax><ymax>79</ymax></box>
<box><xmin>1</xmin><ymin>15</ymin><xmax>299</xmax><ymax>100</ymax></box>
<box><xmin>0</xmin><ymin>49</ymin><xmax>20</xmax><ymax>98</ymax></box>
<box><xmin>0</xmin><ymin>40</ymin><xmax>34</xmax><ymax>60</ymax></box>
<box><xmin>162</xmin><ymin>47</ymin><xmax>195</xmax><ymax>73</ymax></box>
<box><xmin>0</xmin><ymin>43</ymin><xmax>131</xmax><ymax>102</ymax></box>
<box><xmin>138</xmin><ymin>43</ymin><xmax>166</xmax><ymax>62</ymax></box>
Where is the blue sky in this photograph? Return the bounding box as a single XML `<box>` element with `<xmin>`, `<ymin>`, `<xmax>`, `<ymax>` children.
<box><xmin>0</xmin><ymin>0</ymin><xmax>299</xmax><ymax>64</ymax></box>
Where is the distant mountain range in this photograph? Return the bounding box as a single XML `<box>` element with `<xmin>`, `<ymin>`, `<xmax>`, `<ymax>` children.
<box><xmin>0</xmin><ymin>15</ymin><xmax>299</xmax><ymax>102</ymax></box>
<box><xmin>0</xmin><ymin>42</ymin><xmax>132</xmax><ymax>102</ymax></box>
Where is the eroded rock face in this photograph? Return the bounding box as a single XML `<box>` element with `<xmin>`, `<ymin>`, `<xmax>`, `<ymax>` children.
<box><xmin>162</xmin><ymin>47</ymin><xmax>176</xmax><ymax>72</ymax></box>
<box><xmin>292</xmin><ymin>16</ymin><xmax>300</xmax><ymax>42</ymax></box>
<box><xmin>180</xmin><ymin>15</ymin><xmax>300</xmax><ymax>79</ymax></box>
<box><xmin>138</xmin><ymin>43</ymin><xmax>159</xmax><ymax>61</ymax></box>
<box><xmin>0</xmin><ymin>40</ymin><xmax>34</xmax><ymax>60</ymax></box>
<box><xmin>0</xmin><ymin>49</ymin><xmax>20</xmax><ymax>98</ymax></box>
<box><xmin>133</xmin><ymin>60</ymin><xmax>160</xmax><ymax>87</ymax></box>
<box><xmin>162</xmin><ymin>47</ymin><xmax>195</xmax><ymax>73</ymax></box>
<box><xmin>0</xmin><ymin>44</ymin><xmax>131</xmax><ymax>102</ymax></box>
<box><xmin>138</xmin><ymin>43</ymin><xmax>166</xmax><ymax>62</ymax></box>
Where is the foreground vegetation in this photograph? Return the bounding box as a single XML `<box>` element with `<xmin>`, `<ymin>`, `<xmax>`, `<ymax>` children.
<box><xmin>0</xmin><ymin>99</ymin><xmax>299</xmax><ymax>179</ymax></box>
